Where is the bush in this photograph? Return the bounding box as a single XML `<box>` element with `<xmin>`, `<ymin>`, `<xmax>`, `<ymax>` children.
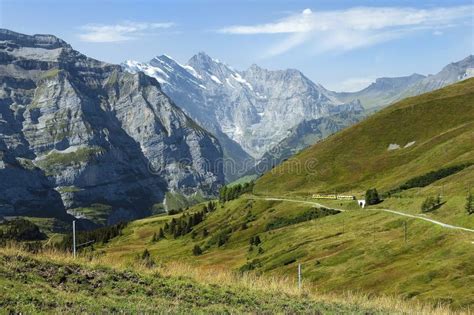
<box><xmin>365</xmin><ymin>188</ymin><xmax>381</xmax><ymax>205</ymax></box>
<box><xmin>192</xmin><ymin>245</ymin><xmax>203</xmax><ymax>256</ymax></box>
<box><xmin>465</xmin><ymin>192</ymin><xmax>473</xmax><ymax>215</ymax></box>
<box><xmin>421</xmin><ymin>195</ymin><xmax>442</xmax><ymax>213</ymax></box>
<box><xmin>249</xmin><ymin>235</ymin><xmax>261</xmax><ymax>246</ymax></box>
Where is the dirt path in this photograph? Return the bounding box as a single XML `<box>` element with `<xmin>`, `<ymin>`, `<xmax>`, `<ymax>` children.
<box><xmin>251</xmin><ymin>196</ymin><xmax>474</xmax><ymax>233</ymax></box>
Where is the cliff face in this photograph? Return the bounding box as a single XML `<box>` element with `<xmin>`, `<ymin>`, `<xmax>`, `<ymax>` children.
<box><xmin>0</xmin><ymin>29</ymin><xmax>224</xmax><ymax>224</ymax></box>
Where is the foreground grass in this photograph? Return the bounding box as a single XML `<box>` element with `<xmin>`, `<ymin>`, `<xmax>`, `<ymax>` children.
<box><xmin>0</xmin><ymin>246</ymin><xmax>465</xmax><ymax>315</ymax></box>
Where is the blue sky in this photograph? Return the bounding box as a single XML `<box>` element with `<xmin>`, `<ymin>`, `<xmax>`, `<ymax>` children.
<box><xmin>1</xmin><ymin>0</ymin><xmax>472</xmax><ymax>91</ymax></box>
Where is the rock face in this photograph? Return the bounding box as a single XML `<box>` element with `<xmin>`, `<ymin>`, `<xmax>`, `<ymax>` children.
<box><xmin>123</xmin><ymin>53</ymin><xmax>357</xmax><ymax>180</ymax></box>
<box><xmin>401</xmin><ymin>55</ymin><xmax>474</xmax><ymax>96</ymax></box>
<box><xmin>0</xmin><ymin>29</ymin><xmax>224</xmax><ymax>224</ymax></box>
<box><xmin>333</xmin><ymin>55</ymin><xmax>473</xmax><ymax>109</ymax></box>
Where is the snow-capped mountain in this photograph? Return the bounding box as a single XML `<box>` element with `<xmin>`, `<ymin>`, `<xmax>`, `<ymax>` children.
<box><xmin>123</xmin><ymin>52</ymin><xmax>358</xmax><ymax>181</ymax></box>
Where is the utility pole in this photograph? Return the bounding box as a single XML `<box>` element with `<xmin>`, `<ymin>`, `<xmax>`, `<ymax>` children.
<box><xmin>72</xmin><ymin>220</ymin><xmax>76</xmax><ymax>259</ymax></box>
<box><xmin>298</xmin><ymin>264</ymin><xmax>302</xmax><ymax>290</ymax></box>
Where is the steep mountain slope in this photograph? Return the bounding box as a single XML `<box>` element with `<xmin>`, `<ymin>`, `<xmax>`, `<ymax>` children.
<box><xmin>0</xmin><ymin>29</ymin><xmax>224</xmax><ymax>224</ymax></box>
<box><xmin>248</xmin><ymin>108</ymin><xmax>366</xmax><ymax>176</ymax></box>
<box><xmin>124</xmin><ymin>56</ymin><xmax>253</xmax><ymax>182</ymax></box>
<box><xmin>255</xmin><ymin>78</ymin><xmax>474</xmax><ymax>196</ymax></box>
<box><xmin>334</xmin><ymin>55</ymin><xmax>473</xmax><ymax>109</ymax></box>
<box><xmin>123</xmin><ymin>53</ymin><xmax>360</xmax><ymax>177</ymax></box>
<box><xmin>402</xmin><ymin>55</ymin><xmax>474</xmax><ymax>97</ymax></box>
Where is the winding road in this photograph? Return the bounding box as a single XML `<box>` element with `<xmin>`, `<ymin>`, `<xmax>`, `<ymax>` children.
<box><xmin>251</xmin><ymin>196</ymin><xmax>474</xmax><ymax>233</ymax></box>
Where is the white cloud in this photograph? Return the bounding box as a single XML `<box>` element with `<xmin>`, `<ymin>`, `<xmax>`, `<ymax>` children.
<box><xmin>218</xmin><ymin>5</ymin><xmax>473</xmax><ymax>56</ymax></box>
<box><xmin>78</xmin><ymin>21</ymin><xmax>174</xmax><ymax>43</ymax></box>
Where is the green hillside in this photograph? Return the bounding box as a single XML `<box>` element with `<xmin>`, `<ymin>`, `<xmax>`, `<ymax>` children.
<box><xmin>95</xmin><ymin>196</ymin><xmax>474</xmax><ymax>311</ymax></box>
<box><xmin>255</xmin><ymin>78</ymin><xmax>474</xmax><ymax>197</ymax></box>
<box><xmin>0</xmin><ymin>246</ymin><xmax>416</xmax><ymax>314</ymax></box>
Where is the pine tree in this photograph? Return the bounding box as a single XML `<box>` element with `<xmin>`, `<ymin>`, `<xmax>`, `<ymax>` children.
<box><xmin>365</xmin><ymin>188</ymin><xmax>381</xmax><ymax>205</ymax></box>
<box><xmin>202</xmin><ymin>228</ymin><xmax>209</xmax><ymax>237</ymax></box>
<box><xmin>158</xmin><ymin>228</ymin><xmax>165</xmax><ymax>239</ymax></box>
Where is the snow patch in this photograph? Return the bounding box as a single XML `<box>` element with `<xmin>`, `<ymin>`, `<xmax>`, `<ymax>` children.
<box><xmin>404</xmin><ymin>141</ymin><xmax>416</xmax><ymax>148</ymax></box>
<box><xmin>210</xmin><ymin>75</ymin><xmax>222</xmax><ymax>84</ymax></box>
<box><xmin>183</xmin><ymin>65</ymin><xmax>202</xmax><ymax>79</ymax></box>
<box><xmin>225</xmin><ymin>78</ymin><xmax>235</xmax><ymax>88</ymax></box>
<box><xmin>232</xmin><ymin>73</ymin><xmax>253</xmax><ymax>90</ymax></box>
<box><xmin>387</xmin><ymin>143</ymin><xmax>400</xmax><ymax>151</ymax></box>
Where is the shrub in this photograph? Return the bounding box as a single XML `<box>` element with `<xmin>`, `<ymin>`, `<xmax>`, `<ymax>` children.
<box><xmin>140</xmin><ymin>249</ymin><xmax>154</xmax><ymax>268</ymax></box>
<box><xmin>192</xmin><ymin>245</ymin><xmax>203</xmax><ymax>256</ymax></box>
<box><xmin>465</xmin><ymin>192</ymin><xmax>473</xmax><ymax>215</ymax></box>
<box><xmin>421</xmin><ymin>195</ymin><xmax>442</xmax><ymax>213</ymax></box>
<box><xmin>250</xmin><ymin>235</ymin><xmax>261</xmax><ymax>246</ymax></box>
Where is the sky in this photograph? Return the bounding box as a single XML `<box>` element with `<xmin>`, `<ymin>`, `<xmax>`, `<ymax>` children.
<box><xmin>1</xmin><ymin>0</ymin><xmax>473</xmax><ymax>91</ymax></box>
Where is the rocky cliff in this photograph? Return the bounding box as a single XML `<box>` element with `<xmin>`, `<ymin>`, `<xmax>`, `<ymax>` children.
<box><xmin>0</xmin><ymin>29</ymin><xmax>224</xmax><ymax>224</ymax></box>
<box><xmin>123</xmin><ymin>53</ymin><xmax>356</xmax><ymax>181</ymax></box>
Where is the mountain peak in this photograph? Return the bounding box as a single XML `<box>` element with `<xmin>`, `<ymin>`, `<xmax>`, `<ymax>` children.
<box><xmin>0</xmin><ymin>28</ymin><xmax>70</xmax><ymax>49</ymax></box>
<box><xmin>188</xmin><ymin>51</ymin><xmax>214</xmax><ymax>64</ymax></box>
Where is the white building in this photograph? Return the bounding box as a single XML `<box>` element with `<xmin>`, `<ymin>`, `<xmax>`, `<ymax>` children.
<box><xmin>358</xmin><ymin>200</ymin><xmax>366</xmax><ymax>208</ymax></box>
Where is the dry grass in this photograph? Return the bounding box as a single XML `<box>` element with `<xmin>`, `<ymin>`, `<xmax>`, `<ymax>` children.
<box><xmin>1</xmin><ymin>244</ymin><xmax>470</xmax><ymax>315</ymax></box>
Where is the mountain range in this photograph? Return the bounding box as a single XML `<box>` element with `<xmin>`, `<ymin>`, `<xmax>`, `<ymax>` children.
<box><xmin>123</xmin><ymin>53</ymin><xmax>363</xmax><ymax>181</ymax></box>
<box><xmin>333</xmin><ymin>55</ymin><xmax>474</xmax><ymax>109</ymax></box>
<box><xmin>123</xmin><ymin>53</ymin><xmax>473</xmax><ymax>182</ymax></box>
